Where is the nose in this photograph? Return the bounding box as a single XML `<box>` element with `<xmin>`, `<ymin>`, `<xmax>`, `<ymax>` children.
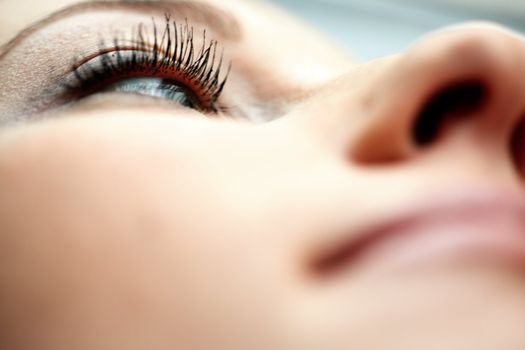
<box><xmin>341</xmin><ymin>24</ymin><xmax>525</xmax><ymax>176</ymax></box>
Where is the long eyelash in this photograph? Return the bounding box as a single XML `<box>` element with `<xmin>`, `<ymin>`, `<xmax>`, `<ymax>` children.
<box><xmin>69</xmin><ymin>15</ymin><xmax>231</xmax><ymax>109</ymax></box>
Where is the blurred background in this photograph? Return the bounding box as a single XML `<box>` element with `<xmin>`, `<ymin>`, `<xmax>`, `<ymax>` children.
<box><xmin>267</xmin><ymin>0</ymin><xmax>525</xmax><ymax>61</ymax></box>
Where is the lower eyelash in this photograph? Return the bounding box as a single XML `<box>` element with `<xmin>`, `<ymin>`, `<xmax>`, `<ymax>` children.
<box><xmin>68</xmin><ymin>15</ymin><xmax>231</xmax><ymax>111</ymax></box>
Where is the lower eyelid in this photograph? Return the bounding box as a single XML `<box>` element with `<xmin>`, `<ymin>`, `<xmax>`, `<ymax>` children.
<box><xmin>63</xmin><ymin>91</ymin><xmax>206</xmax><ymax>116</ymax></box>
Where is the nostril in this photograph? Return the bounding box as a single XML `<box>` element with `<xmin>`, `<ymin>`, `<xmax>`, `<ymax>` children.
<box><xmin>510</xmin><ymin>117</ymin><xmax>525</xmax><ymax>177</ymax></box>
<box><xmin>412</xmin><ymin>81</ymin><xmax>488</xmax><ymax>146</ymax></box>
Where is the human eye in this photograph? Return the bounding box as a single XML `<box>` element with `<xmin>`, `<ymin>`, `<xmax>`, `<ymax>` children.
<box><xmin>65</xmin><ymin>16</ymin><xmax>230</xmax><ymax>114</ymax></box>
<box><xmin>0</xmin><ymin>2</ymin><xmax>248</xmax><ymax>123</ymax></box>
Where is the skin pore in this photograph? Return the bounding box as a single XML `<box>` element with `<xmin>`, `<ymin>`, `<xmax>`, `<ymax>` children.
<box><xmin>1</xmin><ymin>1</ymin><xmax>525</xmax><ymax>350</ymax></box>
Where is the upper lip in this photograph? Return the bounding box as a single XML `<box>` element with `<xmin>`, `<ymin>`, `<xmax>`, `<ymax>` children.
<box><xmin>312</xmin><ymin>187</ymin><xmax>525</xmax><ymax>275</ymax></box>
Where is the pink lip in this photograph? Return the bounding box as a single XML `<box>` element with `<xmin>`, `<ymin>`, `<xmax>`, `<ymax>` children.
<box><xmin>315</xmin><ymin>189</ymin><xmax>525</xmax><ymax>275</ymax></box>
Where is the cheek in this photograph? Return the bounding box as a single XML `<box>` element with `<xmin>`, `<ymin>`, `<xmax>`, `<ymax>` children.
<box><xmin>0</xmin><ymin>115</ymin><xmax>317</xmax><ymax>349</ymax></box>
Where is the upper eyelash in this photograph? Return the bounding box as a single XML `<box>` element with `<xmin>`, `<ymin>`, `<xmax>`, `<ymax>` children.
<box><xmin>68</xmin><ymin>15</ymin><xmax>231</xmax><ymax>109</ymax></box>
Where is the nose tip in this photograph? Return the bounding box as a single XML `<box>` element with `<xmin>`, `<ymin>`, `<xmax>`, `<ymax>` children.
<box><xmin>350</xmin><ymin>24</ymin><xmax>525</xmax><ymax>164</ymax></box>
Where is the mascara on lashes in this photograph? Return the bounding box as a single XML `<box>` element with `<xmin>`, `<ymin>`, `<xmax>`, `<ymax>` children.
<box><xmin>66</xmin><ymin>15</ymin><xmax>231</xmax><ymax>112</ymax></box>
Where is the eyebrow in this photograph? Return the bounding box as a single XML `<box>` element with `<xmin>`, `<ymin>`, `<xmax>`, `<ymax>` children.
<box><xmin>0</xmin><ymin>0</ymin><xmax>241</xmax><ymax>60</ymax></box>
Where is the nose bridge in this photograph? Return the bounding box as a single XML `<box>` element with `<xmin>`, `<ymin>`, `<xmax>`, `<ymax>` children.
<box><xmin>347</xmin><ymin>25</ymin><xmax>525</xmax><ymax>164</ymax></box>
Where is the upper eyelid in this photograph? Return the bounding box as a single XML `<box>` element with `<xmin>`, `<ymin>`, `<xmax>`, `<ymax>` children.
<box><xmin>0</xmin><ymin>0</ymin><xmax>242</xmax><ymax>62</ymax></box>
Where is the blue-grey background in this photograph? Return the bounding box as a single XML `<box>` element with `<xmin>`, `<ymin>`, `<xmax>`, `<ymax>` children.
<box><xmin>267</xmin><ymin>0</ymin><xmax>525</xmax><ymax>61</ymax></box>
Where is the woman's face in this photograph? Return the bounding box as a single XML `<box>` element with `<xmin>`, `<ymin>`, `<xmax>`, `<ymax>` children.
<box><xmin>1</xmin><ymin>0</ymin><xmax>525</xmax><ymax>349</ymax></box>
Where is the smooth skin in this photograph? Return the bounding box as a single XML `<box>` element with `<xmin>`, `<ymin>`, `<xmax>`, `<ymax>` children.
<box><xmin>1</xmin><ymin>1</ymin><xmax>525</xmax><ymax>349</ymax></box>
